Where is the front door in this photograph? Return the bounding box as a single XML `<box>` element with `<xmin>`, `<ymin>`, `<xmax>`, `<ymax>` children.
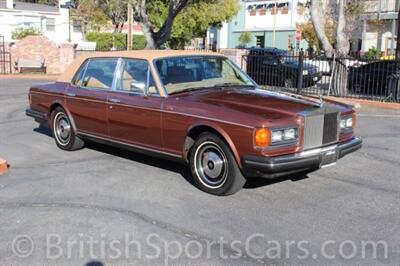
<box><xmin>66</xmin><ymin>58</ymin><xmax>119</xmax><ymax>137</ymax></box>
<box><xmin>107</xmin><ymin>58</ymin><xmax>163</xmax><ymax>150</ymax></box>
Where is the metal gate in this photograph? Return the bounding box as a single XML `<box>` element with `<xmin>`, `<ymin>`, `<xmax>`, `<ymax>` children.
<box><xmin>0</xmin><ymin>35</ymin><xmax>12</xmax><ymax>74</ymax></box>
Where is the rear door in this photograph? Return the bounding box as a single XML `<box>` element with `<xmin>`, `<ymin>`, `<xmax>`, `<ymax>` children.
<box><xmin>66</xmin><ymin>58</ymin><xmax>118</xmax><ymax>137</ymax></box>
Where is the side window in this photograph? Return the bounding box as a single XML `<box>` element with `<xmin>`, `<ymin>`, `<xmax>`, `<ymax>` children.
<box><xmin>72</xmin><ymin>60</ymin><xmax>88</xmax><ymax>86</ymax></box>
<box><xmin>81</xmin><ymin>58</ymin><xmax>118</xmax><ymax>89</ymax></box>
<box><xmin>118</xmin><ymin>59</ymin><xmax>155</xmax><ymax>94</ymax></box>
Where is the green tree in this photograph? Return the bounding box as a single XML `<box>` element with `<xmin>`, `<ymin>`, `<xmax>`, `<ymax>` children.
<box><xmin>238</xmin><ymin>32</ymin><xmax>253</xmax><ymax>47</ymax></box>
<box><xmin>97</xmin><ymin>0</ymin><xmax>128</xmax><ymax>32</ymax></box>
<box><xmin>300</xmin><ymin>20</ymin><xmax>334</xmax><ymax>51</ymax></box>
<box><xmin>11</xmin><ymin>27</ymin><xmax>40</xmax><ymax>40</ymax></box>
<box><xmin>72</xmin><ymin>0</ymin><xmax>109</xmax><ymax>36</ymax></box>
<box><xmin>146</xmin><ymin>0</ymin><xmax>239</xmax><ymax>49</ymax></box>
<box><xmin>132</xmin><ymin>0</ymin><xmax>240</xmax><ymax>49</ymax></box>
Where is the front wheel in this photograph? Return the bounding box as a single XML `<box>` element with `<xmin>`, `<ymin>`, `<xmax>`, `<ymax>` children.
<box><xmin>51</xmin><ymin>107</ymin><xmax>84</xmax><ymax>151</ymax></box>
<box><xmin>189</xmin><ymin>132</ymin><xmax>246</xmax><ymax>196</ymax></box>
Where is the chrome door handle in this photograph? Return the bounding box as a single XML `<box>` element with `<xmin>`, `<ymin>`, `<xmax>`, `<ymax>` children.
<box><xmin>109</xmin><ymin>98</ymin><xmax>121</xmax><ymax>103</ymax></box>
<box><xmin>66</xmin><ymin>92</ymin><xmax>76</xmax><ymax>97</ymax></box>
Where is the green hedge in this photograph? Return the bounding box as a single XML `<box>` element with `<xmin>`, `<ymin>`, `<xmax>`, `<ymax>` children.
<box><xmin>85</xmin><ymin>32</ymin><xmax>147</xmax><ymax>51</ymax></box>
<box><xmin>132</xmin><ymin>35</ymin><xmax>146</xmax><ymax>50</ymax></box>
<box><xmin>11</xmin><ymin>27</ymin><xmax>40</xmax><ymax>40</ymax></box>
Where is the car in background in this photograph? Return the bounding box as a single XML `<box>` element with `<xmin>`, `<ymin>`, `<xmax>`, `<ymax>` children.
<box><xmin>246</xmin><ymin>48</ymin><xmax>322</xmax><ymax>88</ymax></box>
<box><xmin>348</xmin><ymin>60</ymin><xmax>400</xmax><ymax>97</ymax></box>
<box><xmin>26</xmin><ymin>50</ymin><xmax>362</xmax><ymax>196</ymax></box>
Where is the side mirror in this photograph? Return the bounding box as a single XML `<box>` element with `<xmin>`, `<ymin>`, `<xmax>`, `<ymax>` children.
<box><xmin>130</xmin><ymin>80</ymin><xmax>147</xmax><ymax>94</ymax></box>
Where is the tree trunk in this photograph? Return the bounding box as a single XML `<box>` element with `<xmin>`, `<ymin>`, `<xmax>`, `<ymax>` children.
<box><xmin>310</xmin><ymin>0</ymin><xmax>334</xmax><ymax>57</ymax></box>
<box><xmin>134</xmin><ymin>0</ymin><xmax>189</xmax><ymax>49</ymax></box>
<box><xmin>331</xmin><ymin>0</ymin><xmax>350</xmax><ymax>97</ymax></box>
<box><xmin>336</xmin><ymin>0</ymin><xmax>350</xmax><ymax>56</ymax></box>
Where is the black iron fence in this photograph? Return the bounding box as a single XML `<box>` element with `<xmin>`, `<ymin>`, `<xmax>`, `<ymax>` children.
<box><xmin>242</xmin><ymin>50</ymin><xmax>400</xmax><ymax>103</ymax></box>
<box><xmin>0</xmin><ymin>35</ymin><xmax>12</xmax><ymax>74</ymax></box>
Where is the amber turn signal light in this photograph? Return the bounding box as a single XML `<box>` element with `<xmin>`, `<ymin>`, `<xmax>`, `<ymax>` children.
<box><xmin>254</xmin><ymin>128</ymin><xmax>270</xmax><ymax>148</ymax></box>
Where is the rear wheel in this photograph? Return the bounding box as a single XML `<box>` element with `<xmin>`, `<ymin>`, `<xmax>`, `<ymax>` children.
<box><xmin>189</xmin><ymin>132</ymin><xmax>246</xmax><ymax>196</ymax></box>
<box><xmin>51</xmin><ymin>107</ymin><xmax>84</xmax><ymax>151</ymax></box>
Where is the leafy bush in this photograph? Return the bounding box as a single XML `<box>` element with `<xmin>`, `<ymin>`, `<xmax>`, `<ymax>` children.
<box><xmin>85</xmin><ymin>32</ymin><xmax>127</xmax><ymax>51</ymax></box>
<box><xmin>85</xmin><ymin>32</ymin><xmax>147</xmax><ymax>51</ymax></box>
<box><xmin>364</xmin><ymin>47</ymin><xmax>380</xmax><ymax>59</ymax></box>
<box><xmin>239</xmin><ymin>32</ymin><xmax>253</xmax><ymax>47</ymax></box>
<box><xmin>11</xmin><ymin>27</ymin><xmax>40</xmax><ymax>40</ymax></box>
<box><xmin>132</xmin><ymin>35</ymin><xmax>147</xmax><ymax>50</ymax></box>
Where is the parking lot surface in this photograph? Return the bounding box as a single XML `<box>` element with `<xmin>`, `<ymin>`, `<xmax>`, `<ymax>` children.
<box><xmin>0</xmin><ymin>78</ymin><xmax>399</xmax><ymax>265</ymax></box>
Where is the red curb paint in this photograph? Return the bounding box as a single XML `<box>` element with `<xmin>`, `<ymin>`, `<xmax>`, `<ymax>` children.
<box><xmin>324</xmin><ymin>97</ymin><xmax>400</xmax><ymax>111</ymax></box>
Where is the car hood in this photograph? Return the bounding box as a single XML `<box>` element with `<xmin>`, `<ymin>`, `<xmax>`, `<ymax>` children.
<box><xmin>179</xmin><ymin>88</ymin><xmax>325</xmax><ymax>120</ymax></box>
<box><xmin>283</xmin><ymin>61</ymin><xmax>318</xmax><ymax>72</ymax></box>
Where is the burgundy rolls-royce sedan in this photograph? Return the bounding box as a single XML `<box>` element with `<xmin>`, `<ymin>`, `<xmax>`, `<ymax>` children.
<box><xmin>26</xmin><ymin>50</ymin><xmax>362</xmax><ymax>196</ymax></box>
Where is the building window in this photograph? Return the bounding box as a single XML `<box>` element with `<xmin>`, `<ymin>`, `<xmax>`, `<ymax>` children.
<box><xmin>46</xmin><ymin>18</ymin><xmax>55</xmax><ymax>31</ymax></box>
<box><xmin>73</xmin><ymin>20</ymin><xmax>82</xmax><ymax>32</ymax></box>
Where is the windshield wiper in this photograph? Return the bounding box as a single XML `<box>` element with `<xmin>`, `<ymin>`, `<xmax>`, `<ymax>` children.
<box><xmin>169</xmin><ymin>86</ymin><xmax>210</xmax><ymax>95</ymax></box>
<box><xmin>212</xmin><ymin>83</ymin><xmax>256</xmax><ymax>88</ymax></box>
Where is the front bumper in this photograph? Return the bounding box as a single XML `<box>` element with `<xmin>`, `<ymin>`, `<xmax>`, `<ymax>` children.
<box><xmin>26</xmin><ymin>108</ymin><xmax>48</xmax><ymax>123</ymax></box>
<box><xmin>242</xmin><ymin>137</ymin><xmax>362</xmax><ymax>178</ymax></box>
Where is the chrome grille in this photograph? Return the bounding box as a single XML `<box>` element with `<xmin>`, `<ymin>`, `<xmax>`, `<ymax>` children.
<box><xmin>323</xmin><ymin>112</ymin><xmax>339</xmax><ymax>144</ymax></box>
<box><xmin>303</xmin><ymin>111</ymin><xmax>339</xmax><ymax>150</ymax></box>
<box><xmin>303</xmin><ymin>114</ymin><xmax>324</xmax><ymax>150</ymax></box>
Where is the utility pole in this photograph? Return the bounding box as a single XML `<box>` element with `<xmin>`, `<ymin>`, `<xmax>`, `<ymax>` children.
<box><xmin>396</xmin><ymin>4</ymin><xmax>400</xmax><ymax>62</ymax></box>
<box><xmin>127</xmin><ymin>3</ymin><xmax>133</xmax><ymax>50</ymax></box>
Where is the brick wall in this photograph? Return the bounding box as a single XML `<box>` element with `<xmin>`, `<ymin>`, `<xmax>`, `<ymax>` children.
<box><xmin>10</xmin><ymin>36</ymin><xmax>75</xmax><ymax>74</ymax></box>
<box><xmin>219</xmin><ymin>49</ymin><xmax>249</xmax><ymax>69</ymax></box>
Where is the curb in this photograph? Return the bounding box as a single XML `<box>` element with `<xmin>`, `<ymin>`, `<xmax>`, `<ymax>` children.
<box><xmin>325</xmin><ymin>97</ymin><xmax>400</xmax><ymax>111</ymax></box>
<box><xmin>0</xmin><ymin>158</ymin><xmax>9</xmax><ymax>175</ymax></box>
<box><xmin>1</xmin><ymin>74</ymin><xmax>59</xmax><ymax>81</ymax></box>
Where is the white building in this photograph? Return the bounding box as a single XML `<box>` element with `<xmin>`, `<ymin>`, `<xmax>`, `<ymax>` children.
<box><xmin>0</xmin><ymin>0</ymin><xmax>83</xmax><ymax>43</ymax></box>
<box><xmin>356</xmin><ymin>0</ymin><xmax>399</xmax><ymax>56</ymax></box>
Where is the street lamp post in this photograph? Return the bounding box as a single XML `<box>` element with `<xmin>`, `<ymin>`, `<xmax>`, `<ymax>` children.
<box><xmin>60</xmin><ymin>1</ymin><xmax>75</xmax><ymax>43</ymax></box>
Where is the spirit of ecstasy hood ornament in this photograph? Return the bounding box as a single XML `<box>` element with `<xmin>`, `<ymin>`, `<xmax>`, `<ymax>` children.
<box><xmin>319</xmin><ymin>95</ymin><xmax>325</xmax><ymax>108</ymax></box>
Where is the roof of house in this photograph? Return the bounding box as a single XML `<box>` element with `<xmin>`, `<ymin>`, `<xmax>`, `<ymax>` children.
<box><xmin>57</xmin><ymin>50</ymin><xmax>223</xmax><ymax>83</ymax></box>
<box><xmin>0</xmin><ymin>1</ymin><xmax>59</xmax><ymax>12</ymax></box>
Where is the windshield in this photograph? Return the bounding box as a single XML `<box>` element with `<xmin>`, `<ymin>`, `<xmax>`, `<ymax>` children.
<box><xmin>280</xmin><ymin>52</ymin><xmax>298</xmax><ymax>65</ymax></box>
<box><xmin>155</xmin><ymin>56</ymin><xmax>255</xmax><ymax>95</ymax></box>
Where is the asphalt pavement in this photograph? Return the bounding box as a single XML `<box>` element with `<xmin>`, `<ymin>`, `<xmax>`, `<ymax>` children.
<box><xmin>0</xmin><ymin>78</ymin><xmax>399</xmax><ymax>265</ymax></box>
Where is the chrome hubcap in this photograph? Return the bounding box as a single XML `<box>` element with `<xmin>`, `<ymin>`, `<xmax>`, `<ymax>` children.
<box><xmin>54</xmin><ymin>113</ymin><xmax>71</xmax><ymax>145</ymax></box>
<box><xmin>194</xmin><ymin>141</ymin><xmax>228</xmax><ymax>189</ymax></box>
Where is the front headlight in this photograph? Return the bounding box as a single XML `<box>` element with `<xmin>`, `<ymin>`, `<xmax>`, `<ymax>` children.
<box><xmin>340</xmin><ymin>114</ymin><xmax>355</xmax><ymax>131</ymax></box>
<box><xmin>254</xmin><ymin>127</ymin><xmax>299</xmax><ymax>148</ymax></box>
<box><xmin>302</xmin><ymin>70</ymin><xmax>309</xmax><ymax>75</ymax></box>
<box><xmin>271</xmin><ymin>127</ymin><xmax>298</xmax><ymax>143</ymax></box>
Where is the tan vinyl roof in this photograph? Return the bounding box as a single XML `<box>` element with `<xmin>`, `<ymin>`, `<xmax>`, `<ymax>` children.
<box><xmin>57</xmin><ymin>50</ymin><xmax>223</xmax><ymax>83</ymax></box>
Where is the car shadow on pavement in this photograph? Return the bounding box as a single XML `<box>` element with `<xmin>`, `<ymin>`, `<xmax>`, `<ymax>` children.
<box><xmin>243</xmin><ymin>174</ymin><xmax>309</xmax><ymax>189</ymax></box>
<box><xmin>33</xmin><ymin>125</ymin><xmax>309</xmax><ymax>191</ymax></box>
<box><xmin>34</xmin><ymin>125</ymin><xmax>53</xmax><ymax>137</ymax></box>
<box><xmin>85</xmin><ymin>261</ymin><xmax>103</xmax><ymax>266</ymax></box>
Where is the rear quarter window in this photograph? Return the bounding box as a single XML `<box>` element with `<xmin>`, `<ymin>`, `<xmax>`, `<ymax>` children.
<box><xmin>73</xmin><ymin>58</ymin><xmax>118</xmax><ymax>89</ymax></box>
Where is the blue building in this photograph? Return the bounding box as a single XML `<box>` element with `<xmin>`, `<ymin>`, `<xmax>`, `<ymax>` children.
<box><xmin>207</xmin><ymin>0</ymin><xmax>309</xmax><ymax>50</ymax></box>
